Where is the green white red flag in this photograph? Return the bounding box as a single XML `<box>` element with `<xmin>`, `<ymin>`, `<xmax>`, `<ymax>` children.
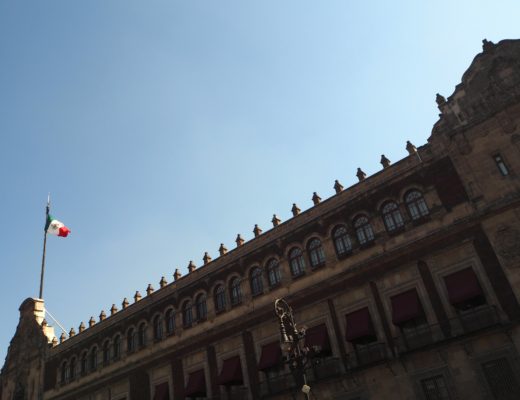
<box><xmin>45</xmin><ymin>214</ymin><xmax>71</xmax><ymax>237</ymax></box>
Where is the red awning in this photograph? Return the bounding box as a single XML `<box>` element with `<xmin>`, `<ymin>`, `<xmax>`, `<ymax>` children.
<box><xmin>217</xmin><ymin>356</ymin><xmax>243</xmax><ymax>386</ymax></box>
<box><xmin>153</xmin><ymin>382</ymin><xmax>170</xmax><ymax>400</ymax></box>
<box><xmin>304</xmin><ymin>324</ymin><xmax>331</xmax><ymax>353</ymax></box>
<box><xmin>258</xmin><ymin>341</ymin><xmax>282</xmax><ymax>371</ymax></box>
<box><xmin>185</xmin><ymin>369</ymin><xmax>206</xmax><ymax>397</ymax></box>
<box><xmin>391</xmin><ymin>289</ymin><xmax>423</xmax><ymax>325</ymax></box>
<box><xmin>444</xmin><ymin>268</ymin><xmax>483</xmax><ymax>305</ymax></box>
<box><xmin>345</xmin><ymin>307</ymin><xmax>375</xmax><ymax>342</ymax></box>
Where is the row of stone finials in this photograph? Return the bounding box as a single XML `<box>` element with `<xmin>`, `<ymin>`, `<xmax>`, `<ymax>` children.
<box><xmin>46</xmin><ymin>140</ymin><xmax>421</xmax><ymax>346</ymax></box>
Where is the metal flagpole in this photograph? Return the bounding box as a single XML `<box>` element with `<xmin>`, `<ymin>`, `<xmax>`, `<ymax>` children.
<box><xmin>39</xmin><ymin>194</ymin><xmax>50</xmax><ymax>299</ymax></box>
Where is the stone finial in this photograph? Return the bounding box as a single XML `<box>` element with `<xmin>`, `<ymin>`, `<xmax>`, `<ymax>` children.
<box><xmin>312</xmin><ymin>192</ymin><xmax>321</xmax><ymax>205</ymax></box>
<box><xmin>174</xmin><ymin>268</ymin><xmax>182</xmax><ymax>281</ymax></box>
<box><xmin>122</xmin><ymin>298</ymin><xmax>129</xmax><ymax>309</ymax></box>
<box><xmin>482</xmin><ymin>39</ymin><xmax>494</xmax><ymax>52</ymax></box>
<box><xmin>219</xmin><ymin>243</ymin><xmax>228</xmax><ymax>256</ymax></box>
<box><xmin>60</xmin><ymin>332</ymin><xmax>67</xmax><ymax>343</ymax></box>
<box><xmin>52</xmin><ymin>336</ymin><xmax>58</xmax><ymax>347</ymax></box>
<box><xmin>41</xmin><ymin>319</ymin><xmax>48</xmax><ymax>328</ymax></box>
<box><xmin>436</xmin><ymin>93</ymin><xmax>446</xmax><ymax>111</ymax></box>
<box><xmin>406</xmin><ymin>140</ymin><xmax>417</xmax><ymax>155</ymax></box>
<box><xmin>272</xmin><ymin>214</ymin><xmax>281</xmax><ymax>227</ymax></box>
<box><xmin>99</xmin><ymin>310</ymin><xmax>106</xmax><ymax>322</ymax></box>
<box><xmin>203</xmin><ymin>252</ymin><xmax>212</xmax><ymax>265</ymax></box>
<box><xmin>146</xmin><ymin>284</ymin><xmax>154</xmax><ymax>296</ymax></box>
<box><xmin>380</xmin><ymin>154</ymin><xmax>391</xmax><ymax>169</ymax></box>
<box><xmin>334</xmin><ymin>180</ymin><xmax>344</xmax><ymax>194</ymax></box>
<box><xmin>79</xmin><ymin>321</ymin><xmax>86</xmax><ymax>333</ymax></box>
<box><xmin>134</xmin><ymin>291</ymin><xmax>142</xmax><ymax>303</ymax></box>
<box><xmin>356</xmin><ymin>168</ymin><xmax>366</xmax><ymax>182</ymax></box>
<box><xmin>291</xmin><ymin>203</ymin><xmax>301</xmax><ymax>217</ymax></box>
<box><xmin>160</xmin><ymin>276</ymin><xmax>168</xmax><ymax>288</ymax></box>
<box><xmin>188</xmin><ymin>260</ymin><xmax>197</xmax><ymax>272</ymax></box>
<box><xmin>88</xmin><ymin>316</ymin><xmax>96</xmax><ymax>327</ymax></box>
<box><xmin>110</xmin><ymin>304</ymin><xmax>118</xmax><ymax>316</ymax></box>
<box><xmin>69</xmin><ymin>327</ymin><xmax>76</xmax><ymax>337</ymax></box>
<box><xmin>236</xmin><ymin>234</ymin><xmax>244</xmax><ymax>247</ymax></box>
<box><xmin>253</xmin><ymin>224</ymin><xmax>262</xmax><ymax>237</ymax></box>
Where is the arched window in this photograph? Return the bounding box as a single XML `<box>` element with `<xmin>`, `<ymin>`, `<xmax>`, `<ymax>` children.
<box><xmin>61</xmin><ymin>361</ymin><xmax>68</xmax><ymax>383</ymax></box>
<box><xmin>381</xmin><ymin>201</ymin><xmax>404</xmax><ymax>232</ymax></box>
<box><xmin>307</xmin><ymin>238</ymin><xmax>326</xmax><ymax>268</ymax></box>
<box><xmin>250</xmin><ymin>267</ymin><xmax>264</xmax><ymax>296</ymax></box>
<box><xmin>289</xmin><ymin>247</ymin><xmax>305</xmax><ymax>277</ymax></box>
<box><xmin>230</xmin><ymin>278</ymin><xmax>242</xmax><ymax>305</ymax></box>
<box><xmin>354</xmin><ymin>215</ymin><xmax>374</xmax><ymax>245</ymax></box>
<box><xmin>88</xmin><ymin>347</ymin><xmax>97</xmax><ymax>371</ymax></box>
<box><xmin>127</xmin><ymin>328</ymin><xmax>135</xmax><ymax>353</ymax></box>
<box><xmin>405</xmin><ymin>190</ymin><xmax>429</xmax><ymax>220</ymax></box>
<box><xmin>69</xmin><ymin>357</ymin><xmax>76</xmax><ymax>380</ymax></box>
<box><xmin>183</xmin><ymin>301</ymin><xmax>193</xmax><ymax>328</ymax></box>
<box><xmin>80</xmin><ymin>351</ymin><xmax>87</xmax><ymax>375</ymax></box>
<box><xmin>102</xmin><ymin>341</ymin><xmax>110</xmax><ymax>366</ymax></box>
<box><xmin>196</xmin><ymin>294</ymin><xmax>207</xmax><ymax>321</ymax></box>
<box><xmin>113</xmin><ymin>335</ymin><xmax>121</xmax><ymax>360</ymax></box>
<box><xmin>153</xmin><ymin>315</ymin><xmax>163</xmax><ymax>340</ymax></box>
<box><xmin>333</xmin><ymin>226</ymin><xmax>352</xmax><ymax>256</ymax></box>
<box><xmin>165</xmin><ymin>309</ymin><xmax>176</xmax><ymax>335</ymax></box>
<box><xmin>266</xmin><ymin>259</ymin><xmax>281</xmax><ymax>287</ymax></box>
<box><xmin>137</xmin><ymin>322</ymin><xmax>146</xmax><ymax>348</ymax></box>
<box><xmin>214</xmin><ymin>285</ymin><xmax>226</xmax><ymax>313</ymax></box>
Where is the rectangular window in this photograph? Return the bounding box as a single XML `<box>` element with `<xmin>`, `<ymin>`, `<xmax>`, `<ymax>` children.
<box><xmin>420</xmin><ymin>375</ymin><xmax>451</xmax><ymax>400</ymax></box>
<box><xmin>494</xmin><ymin>154</ymin><xmax>510</xmax><ymax>176</ymax></box>
<box><xmin>482</xmin><ymin>358</ymin><xmax>520</xmax><ymax>399</ymax></box>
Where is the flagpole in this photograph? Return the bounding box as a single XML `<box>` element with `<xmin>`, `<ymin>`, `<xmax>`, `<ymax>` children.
<box><xmin>39</xmin><ymin>194</ymin><xmax>50</xmax><ymax>299</ymax></box>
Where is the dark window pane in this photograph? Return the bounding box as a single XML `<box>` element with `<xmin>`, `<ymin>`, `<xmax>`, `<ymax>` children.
<box><xmin>482</xmin><ymin>358</ymin><xmax>520</xmax><ymax>399</ymax></box>
<box><xmin>420</xmin><ymin>375</ymin><xmax>451</xmax><ymax>400</ymax></box>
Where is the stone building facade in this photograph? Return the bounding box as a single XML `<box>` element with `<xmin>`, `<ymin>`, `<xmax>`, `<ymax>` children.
<box><xmin>2</xmin><ymin>38</ymin><xmax>520</xmax><ymax>400</ymax></box>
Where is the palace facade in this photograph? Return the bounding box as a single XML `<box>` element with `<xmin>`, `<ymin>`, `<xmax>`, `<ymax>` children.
<box><xmin>2</xmin><ymin>38</ymin><xmax>520</xmax><ymax>400</ymax></box>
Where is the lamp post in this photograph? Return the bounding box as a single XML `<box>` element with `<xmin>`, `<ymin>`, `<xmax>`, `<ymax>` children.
<box><xmin>274</xmin><ymin>298</ymin><xmax>317</xmax><ymax>400</ymax></box>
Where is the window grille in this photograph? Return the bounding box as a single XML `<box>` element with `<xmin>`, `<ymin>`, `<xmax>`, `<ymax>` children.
<box><xmin>482</xmin><ymin>357</ymin><xmax>520</xmax><ymax>399</ymax></box>
<box><xmin>420</xmin><ymin>375</ymin><xmax>451</xmax><ymax>400</ymax></box>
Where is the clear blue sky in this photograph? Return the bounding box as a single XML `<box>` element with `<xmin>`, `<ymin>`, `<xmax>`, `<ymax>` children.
<box><xmin>1</xmin><ymin>1</ymin><xmax>519</xmax><ymax>365</ymax></box>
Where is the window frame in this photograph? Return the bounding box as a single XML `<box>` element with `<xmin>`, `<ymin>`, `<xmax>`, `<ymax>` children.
<box><xmin>307</xmin><ymin>238</ymin><xmax>326</xmax><ymax>269</ymax></box>
<box><xmin>214</xmin><ymin>285</ymin><xmax>227</xmax><ymax>313</ymax></box>
<box><xmin>404</xmin><ymin>190</ymin><xmax>429</xmax><ymax>221</ymax></box>
<box><xmin>195</xmin><ymin>293</ymin><xmax>208</xmax><ymax>321</ymax></box>
<box><xmin>183</xmin><ymin>301</ymin><xmax>193</xmax><ymax>328</ymax></box>
<box><xmin>165</xmin><ymin>309</ymin><xmax>176</xmax><ymax>335</ymax></box>
<box><xmin>332</xmin><ymin>225</ymin><xmax>353</xmax><ymax>258</ymax></box>
<box><xmin>230</xmin><ymin>277</ymin><xmax>243</xmax><ymax>306</ymax></box>
<box><xmin>266</xmin><ymin>259</ymin><xmax>281</xmax><ymax>287</ymax></box>
<box><xmin>353</xmin><ymin>215</ymin><xmax>375</xmax><ymax>246</ymax></box>
<box><xmin>381</xmin><ymin>201</ymin><xmax>405</xmax><ymax>233</ymax></box>
<box><xmin>250</xmin><ymin>267</ymin><xmax>264</xmax><ymax>296</ymax></box>
<box><xmin>289</xmin><ymin>247</ymin><xmax>306</xmax><ymax>277</ymax></box>
<box><xmin>153</xmin><ymin>314</ymin><xmax>163</xmax><ymax>341</ymax></box>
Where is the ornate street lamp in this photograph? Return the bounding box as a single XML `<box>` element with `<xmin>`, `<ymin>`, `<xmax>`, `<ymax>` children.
<box><xmin>274</xmin><ymin>298</ymin><xmax>319</xmax><ymax>400</ymax></box>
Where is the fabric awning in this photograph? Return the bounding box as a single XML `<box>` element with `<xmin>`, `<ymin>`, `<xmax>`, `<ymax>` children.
<box><xmin>444</xmin><ymin>268</ymin><xmax>483</xmax><ymax>305</ymax></box>
<box><xmin>391</xmin><ymin>289</ymin><xmax>423</xmax><ymax>325</ymax></box>
<box><xmin>258</xmin><ymin>341</ymin><xmax>282</xmax><ymax>371</ymax></box>
<box><xmin>304</xmin><ymin>324</ymin><xmax>331</xmax><ymax>353</ymax></box>
<box><xmin>345</xmin><ymin>307</ymin><xmax>375</xmax><ymax>342</ymax></box>
<box><xmin>185</xmin><ymin>369</ymin><xmax>206</xmax><ymax>397</ymax></box>
<box><xmin>217</xmin><ymin>356</ymin><xmax>243</xmax><ymax>386</ymax></box>
<box><xmin>153</xmin><ymin>382</ymin><xmax>170</xmax><ymax>400</ymax></box>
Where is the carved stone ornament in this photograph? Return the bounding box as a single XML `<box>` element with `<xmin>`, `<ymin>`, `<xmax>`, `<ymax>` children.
<box><xmin>494</xmin><ymin>225</ymin><xmax>520</xmax><ymax>266</ymax></box>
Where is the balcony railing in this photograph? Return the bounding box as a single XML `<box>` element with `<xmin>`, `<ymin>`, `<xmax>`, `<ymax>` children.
<box><xmin>394</xmin><ymin>304</ymin><xmax>501</xmax><ymax>354</ymax></box>
<box><xmin>348</xmin><ymin>342</ymin><xmax>387</xmax><ymax>368</ymax></box>
<box><xmin>259</xmin><ymin>372</ymin><xmax>296</xmax><ymax>397</ymax></box>
<box><xmin>452</xmin><ymin>304</ymin><xmax>500</xmax><ymax>335</ymax></box>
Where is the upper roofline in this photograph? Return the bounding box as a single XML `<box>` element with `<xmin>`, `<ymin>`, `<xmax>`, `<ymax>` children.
<box><xmin>49</xmin><ymin>141</ymin><xmax>432</xmax><ymax>354</ymax></box>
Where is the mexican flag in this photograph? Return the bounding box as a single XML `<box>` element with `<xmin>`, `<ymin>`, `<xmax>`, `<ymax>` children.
<box><xmin>45</xmin><ymin>214</ymin><xmax>71</xmax><ymax>237</ymax></box>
